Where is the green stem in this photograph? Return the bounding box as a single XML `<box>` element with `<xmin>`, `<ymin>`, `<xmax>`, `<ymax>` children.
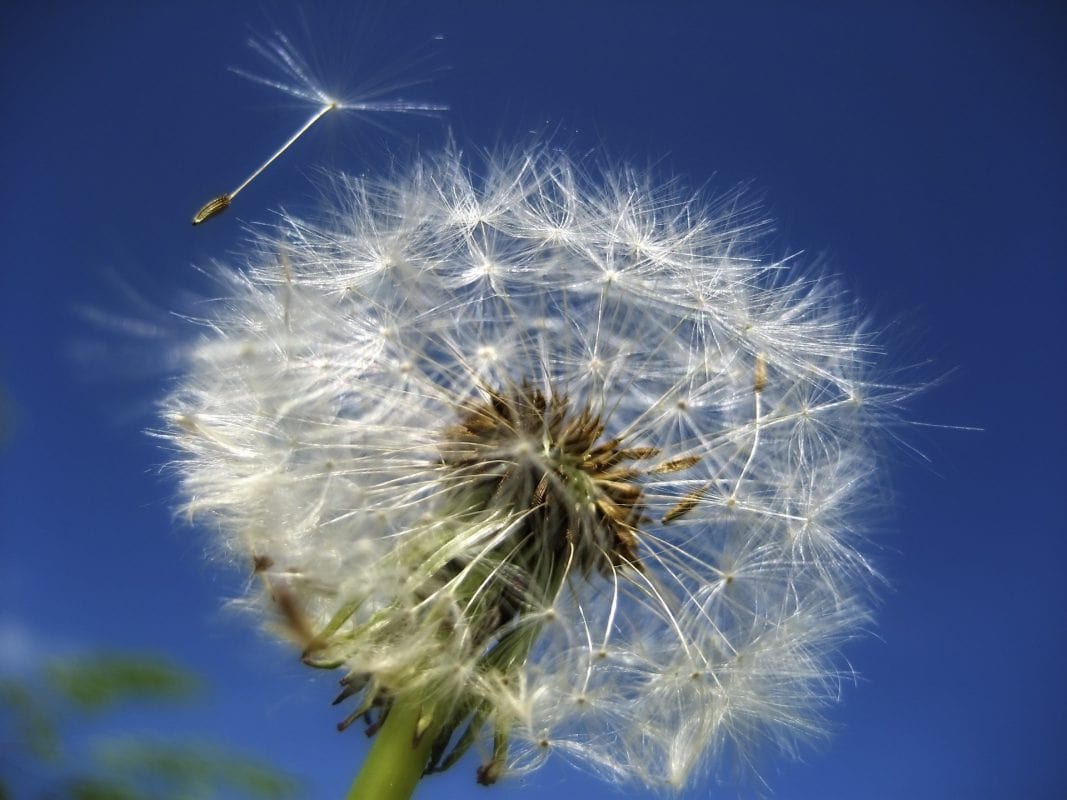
<box><xmin>346</xmin><ymin>696</ymin><xmax>441</xmax><ymax>800</ymax></box>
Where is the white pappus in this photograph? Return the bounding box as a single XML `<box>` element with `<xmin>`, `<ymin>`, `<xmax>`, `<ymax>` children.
<box><xmin>165</xmin><ymin>137</ymin><xmax>908</xmax><ymax>792</ymax></box>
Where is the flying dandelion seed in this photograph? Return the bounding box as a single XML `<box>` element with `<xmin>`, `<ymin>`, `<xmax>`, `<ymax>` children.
<box><xmin>168</xmin><ymin>34</ymin><xmax>912</xmax><ymax>800</ymax></box>
<box><xmin>192</xmin><ymin>32</ymin><xmax>447</xmax><ymax>225</ymax></box>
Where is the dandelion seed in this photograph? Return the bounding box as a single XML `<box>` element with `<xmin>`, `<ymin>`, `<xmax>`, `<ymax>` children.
<box><xmin>191</xmin><ymin>194</ymin><xmax>232</xmax><ymax>225</ymax></box>
<box><xmin>754</xmin><ymin>352</ymin><xmax>768</xmax><ymax>394</ymax></box>
<box><xmin>191</xmin><ymin>101</ymin><xmax>338</xmax><ymax>226</ymax></box>
<box><xmin>192</xmin><ymin>32</ymin><xmax>446</xmax><ymax>225</ymax></box>
<box><xmin>662</xmin><ymin>485</ymin><xmax>709</xmax><ymax>524</ymax></box>
<box><xmin>166</xmin><ymin>143</ymin><xmax>907</xmax><ymax>794</ymax></box>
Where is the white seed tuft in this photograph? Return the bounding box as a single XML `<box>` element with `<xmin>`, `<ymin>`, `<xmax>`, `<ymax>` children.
<box><xmin>165</xmin><ymin>144</ymin><xmax>902</xmax><ymax>790</ymax></box>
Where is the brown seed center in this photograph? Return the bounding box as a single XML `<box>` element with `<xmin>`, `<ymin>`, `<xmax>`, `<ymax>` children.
<box><xmin>440</xmin><ymin>381</ymin><xmax>653</xmax><ymax>579</ymax></box>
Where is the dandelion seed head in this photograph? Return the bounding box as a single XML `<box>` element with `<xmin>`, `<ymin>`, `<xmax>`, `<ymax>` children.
<box><xmin>166</xmin><ymin>143</ymin><xmax>900</xmax><ymax>790</ymax></box>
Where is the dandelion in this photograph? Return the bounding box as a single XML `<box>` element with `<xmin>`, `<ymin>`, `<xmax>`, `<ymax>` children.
<box><xmin>165</xmin><ymin>141</ymin><xmax>904</xmax><ymax>796</ymax></box>
<box><xmin>166</xmin><ymin>142</ymin><xmax>905</xmax><ymax>794</ymax></box>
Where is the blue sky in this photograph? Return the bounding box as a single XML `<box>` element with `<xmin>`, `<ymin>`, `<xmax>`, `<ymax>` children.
<box><xmin>2</xmin><ymin>1</ymin><xmax>1065</xmax><ymax>798</ymax></box>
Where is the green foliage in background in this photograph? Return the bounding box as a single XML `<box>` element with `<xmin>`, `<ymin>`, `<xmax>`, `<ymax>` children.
<box><xmin>0</xmin><ymin>653</ymin><xmax>299</xmax><ymax>800</ymax></box>
<box><xmin>46</xmin><ymin>654</ymin><xmax>200</xmax><ymax>713</ymax></box>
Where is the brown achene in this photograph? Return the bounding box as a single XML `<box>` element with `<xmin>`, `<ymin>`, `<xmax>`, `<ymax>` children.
<box><xmin>440</xmin><ymin>381</ymin><xmax>662</xmax><ymax>579</ymax></box>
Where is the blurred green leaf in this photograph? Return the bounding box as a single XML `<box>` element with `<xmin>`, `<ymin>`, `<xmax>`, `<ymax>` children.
<box><xmin>64</xmin><ymin>776</ymin><xmax>142</xmax><ymax>800</ymax></box>
<box><xmin>45</xmin><ymin>654</ymin><xmax>201</xmax><ymax>712</ymax></box>
<box><xmin>0</xmin><ymin>677</ymin><xmax>60</xmax><ymax>761</ymax></box>
<box><xmin>2</xmin><ymin>653</ymin><xmax>300</xmax><ymax>799</ymax></box>
<box><xmin>93</xmin><ymin>738</ymin><xmax>299</xmax><ymax>800</ymax></box>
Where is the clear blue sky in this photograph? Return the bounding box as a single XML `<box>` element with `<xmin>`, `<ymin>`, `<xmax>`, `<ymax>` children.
<box><xmin>2</xmin><ymin>2</ymin><xmax>1065</xmax><ymax>798</ymax></box>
